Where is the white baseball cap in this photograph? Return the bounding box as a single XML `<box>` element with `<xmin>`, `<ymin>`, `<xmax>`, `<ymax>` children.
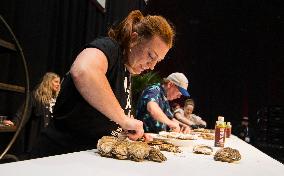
<box><xmin>165</xmin><ymin>72</ymin><xmax>190</xmax><ymax>97</ymax></box>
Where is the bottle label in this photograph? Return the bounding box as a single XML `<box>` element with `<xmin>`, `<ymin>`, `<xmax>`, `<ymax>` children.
<box><xmin>215</xmin><ymin>127</ymin><xmax>225</xmax><ymax>147</ymax></box>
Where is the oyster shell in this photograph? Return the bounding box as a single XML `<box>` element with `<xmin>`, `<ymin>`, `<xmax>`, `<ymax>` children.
<box><xmin>214</xmin><ymin>147</ymin><xmax>241</xmax><ymax>163</ymax></box>
<box><xmin>148</xmin><ymin>148</ymin><xmax>167</xmax><ymax>162</ymax></box>
<box><xmin>192</xmin><ymin>128</ymin><xmax>205</xmax><ymax>132</ymax></box>
<box><xmin>193</xmin><ymin>144</ymin><xmax>213</xmax><ymax>155</ymax></box>
<box><xmin>203</xmin><ymin>129</ymin><xmax>214</xmax><ymax>133</ymax></box>
<box><xmin>97</xmin><ymin>136</ymin><xmax>118</xmax><ymax>157</ymax></box>
<box><xmin>128</xmin><ymin>141</ymin><xmax>150</xmax><ymax>162</ymax></box>
<box><xmin>111</xmin><ymin>140</ymin><xmax>129</xmax><ymax>160</ymax></box>
<box><xmin>199</xmin><ymin>133</ymin><xmax>215</xmax><ymax>140</ymax></box>
<box><xmin>147</xmin><ymin>139</ymin><xmax>165</xmax><ymax>146</ymax></box>
<box><xmin>159</xmin><ymin>143</ymin><xmax>182</xmax><ymax>153</ymax></box>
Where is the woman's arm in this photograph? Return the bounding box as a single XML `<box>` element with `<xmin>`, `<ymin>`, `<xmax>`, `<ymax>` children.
<box><xmin>191</xmin><ymin>114</ymin><xmax>207</xmax><ymax>127</ymax></box>
<box><xmin>174</xmin><ymin>112</ymin><xmax>194</xmax><ymax>126</ymax></box>
<box><xmin>70</xmin><ymin>48</ymin><xmax>143</xmax><ymax>140</ymax></box>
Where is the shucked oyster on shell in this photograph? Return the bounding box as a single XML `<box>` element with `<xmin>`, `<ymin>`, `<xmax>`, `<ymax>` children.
<box><xmin>214</xmin><ymin>147</ymin><xmax>241</xmax><ymax>163</ymax></box>
<box><xmin>147</xmin><ymin>139</ymin><xmax>181</xmax><ymax>153</ymax></box>
<box><xmin>193</xmin><ymin>144</ymin><xmax>213</xmax><ymax>155</ymax></box>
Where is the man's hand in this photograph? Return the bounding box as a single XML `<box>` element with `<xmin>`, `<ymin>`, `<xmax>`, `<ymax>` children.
<box><xmin>180</xmin><ymin>125</ymin><xmax>191</xmax><ymax>133</ymax></box>
<box><xmin>168</xmin><ymin>120</ymin><xmax>180</xmax><ymax>132</ymax></box>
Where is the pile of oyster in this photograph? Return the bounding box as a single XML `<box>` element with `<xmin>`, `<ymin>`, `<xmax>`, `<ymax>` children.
<box><xmin>97</xmin><ymin>136</ymin><xmax>167</xmax><ymax>162</ymax></box>
<box><xmin>214</xmin><ymin>147</ymin><xmax>241</xmax><ymax>163</ymax></box>
<box><xmin>193</xmin><ymin>144</ymin><xmax>213</xmax><ymax>155</ymax></box>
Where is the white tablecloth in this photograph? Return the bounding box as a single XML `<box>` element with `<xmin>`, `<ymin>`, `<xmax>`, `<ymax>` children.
<box><xmin>0</xmin><ymin>135</ymin><xmax>283</xmax><ymax>176</ymax></box>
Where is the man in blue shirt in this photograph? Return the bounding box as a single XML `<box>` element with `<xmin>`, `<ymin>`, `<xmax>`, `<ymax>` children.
<box><xmin>136</xmin><ymin>72</ymin><xmax>190</xmax><ymax>133</ymax></box>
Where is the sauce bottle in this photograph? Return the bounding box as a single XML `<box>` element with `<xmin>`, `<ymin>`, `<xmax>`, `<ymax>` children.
<box><xmin>214</xmin><ymin>118</ymin><xmax>226</xmax><ymax>147</ymax></box>
<box><xmin>226</xmin><ymin>122</ymin><xmax>232</xmax><ymax>138</ymax></box>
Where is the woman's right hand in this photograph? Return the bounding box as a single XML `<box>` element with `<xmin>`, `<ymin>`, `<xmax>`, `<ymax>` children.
<box><xmin>121</xmin><ymin>116</ymin><xmax>144</xmax><ymax>141</ymax></box>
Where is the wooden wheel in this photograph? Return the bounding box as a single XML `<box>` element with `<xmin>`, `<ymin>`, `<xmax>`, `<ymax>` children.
<box><xmin>0</xmin><ymin>15</ymin><xmax>30</xmax><ymax>161</ymax></box>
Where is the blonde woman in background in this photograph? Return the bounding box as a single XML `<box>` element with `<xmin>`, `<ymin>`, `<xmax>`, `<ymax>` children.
<box><xmin>5</xmin><ymin>72</ymin><xmax>60</xmax><ymax>127</ymax></box>
<box><xmin>4</xmin><ymin>72</ymin><xmax>60</xmax><ymax>159</ymax></box>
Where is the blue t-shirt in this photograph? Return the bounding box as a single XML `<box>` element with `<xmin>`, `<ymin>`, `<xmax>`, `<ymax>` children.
<box><xmin>136</xmin><ymin>83</ymin><xmax>173</xmax><ymax>133</ymax></box>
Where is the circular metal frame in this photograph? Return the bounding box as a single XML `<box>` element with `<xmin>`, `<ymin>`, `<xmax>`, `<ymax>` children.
<box><xmin>0</xmin><ymin>15</ymin><xmax>30</xmax><ymax>160</ymax></box>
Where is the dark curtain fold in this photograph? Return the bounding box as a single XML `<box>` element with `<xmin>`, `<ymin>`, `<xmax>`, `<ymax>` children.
<box><xmin>105</xmin><ymin>0</ymin><xmax>146</xmax><ymax>29</ymax></box>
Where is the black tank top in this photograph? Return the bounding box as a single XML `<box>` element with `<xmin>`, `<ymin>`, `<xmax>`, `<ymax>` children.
<box><xmin>52</xmin><ymin>37</ymin><xmax>132</xmax><ymax>147</ymax></box>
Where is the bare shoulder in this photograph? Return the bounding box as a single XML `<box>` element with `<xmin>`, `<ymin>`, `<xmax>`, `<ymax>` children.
<box><xmin>71</xmin><ymin>48</ymin><xmax>108</xmax><ymax>74</ymax></box>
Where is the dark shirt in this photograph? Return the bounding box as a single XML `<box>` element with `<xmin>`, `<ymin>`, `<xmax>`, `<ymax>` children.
<box><xmin>234</xmin><ymin>125</ymin><xmax>254</xmax><ymax>144</ymax></box>
<box><xmin>12</xmin><ymin>91</ymin><xmax>54</xmax><ymax>157</ymax></box>
<box><xmin>33</xmin><ymin>37</ymin><xmax>131</xmax><ymax>156</ymax></box>
<box><xmin>13</xmin><ymin>91</ymin><xmax>53</xmax><ymax>128</ymax></box>
<box><xmin>136</xmin><ymin>83</ymin><xmax>173</xmax><ymax>133</ymax></box>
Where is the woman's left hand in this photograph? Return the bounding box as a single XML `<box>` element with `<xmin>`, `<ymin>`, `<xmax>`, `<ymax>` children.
<box><xmin>143</xmin><ymin>133</ymin><xmax>153</xmax><ymax>142</ymax></box>
<box><xmin>122</xmin><ymin>116</ymin><xmax>144</xmax><ymax>140</ymax></box>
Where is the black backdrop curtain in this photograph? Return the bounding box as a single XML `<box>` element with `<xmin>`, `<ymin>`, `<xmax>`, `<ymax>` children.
<box><xmin>144</xmin><ymin>0</ymin><xmax>284</xmax><ymax>128</ymax></box>
<box><xmin>0</xmin><ymin>0</ymin><xmax>283</xmax><ymax>128</ymax></box>
<box><xmin>0</xmin><ymin>0</ymin><xmax>145</xmax><ymax>116</ymax></box>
